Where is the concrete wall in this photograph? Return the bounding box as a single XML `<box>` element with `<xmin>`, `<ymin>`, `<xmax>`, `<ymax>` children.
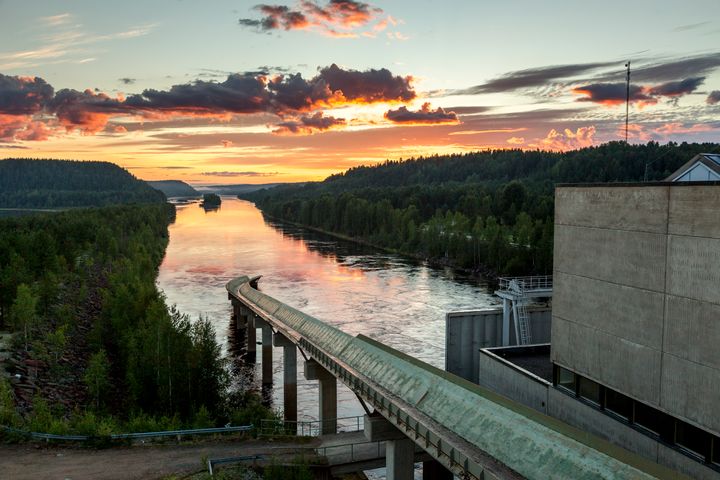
<box><xmin>477</xmin><ymin>348</ymin><xmax>549</xmax><ymax>414</ymax></box>
<box><xmin>552</xmin><ymin>184</ymin><xmax>720</xmax><ymax>436</ymax></box>
<box><xmin>446</xmin><ymin>307</ymin><xmax>551</xmax><ymax>382</ymax></box>
<box><xmin>477</xmin><ymin>351</ymin><xmax>720</xmax><ymax>479</ymax></box>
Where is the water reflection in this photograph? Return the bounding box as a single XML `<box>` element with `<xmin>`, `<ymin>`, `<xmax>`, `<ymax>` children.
<box><xmin>157</xmin><ymin>198</ymin><xmax>499</xmax><ymax>424</ymax></box>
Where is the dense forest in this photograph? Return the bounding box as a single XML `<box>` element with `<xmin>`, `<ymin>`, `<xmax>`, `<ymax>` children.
<box><xmin>244</xmin><ymin>142</ymin><xmax>719</xmax><ymax>276</ymax></box>
<box><xmin>0</xmin><ymin>160</ymin><xmax>267</xmax><ymax>437</ymax></box>
<box><xmin>0</xmin><ymin>159</ymin><xmax>165</xmax><ymax>208</ymax></box>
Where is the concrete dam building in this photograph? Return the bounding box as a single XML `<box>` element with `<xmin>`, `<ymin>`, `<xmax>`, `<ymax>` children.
<box><xmin>449</xmin><ymin>181</ymin><xmax>720</xmax><ymax>479</ymax></box>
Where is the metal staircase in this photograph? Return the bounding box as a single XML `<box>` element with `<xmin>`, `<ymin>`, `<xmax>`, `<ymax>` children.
<box><xmin>508</xmin><ymin>280</ymin><xmax>532</xmax><ymax>345</ymax></box>
<box><xmin>496</xmin><ymin>276</ymin><xmax>552</xmax><ymax>345</ymax></box>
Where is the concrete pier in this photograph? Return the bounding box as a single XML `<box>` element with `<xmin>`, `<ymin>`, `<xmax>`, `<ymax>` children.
<box><xmin>364</xmin><ymin>414</ymin><xmax>414</xmax><ymax>480</ymax></box>
<box><xmin>304</xmin><ymin>359</ymin><xmax>337</xmax><ymax>434</ymax></box>
<box><xmin>256</xmin><ymin>317</ymin><xmax>273</xmax><ymax>386</ymax></box>
<box><xmin>273</xmin><ymin>332</ymin><xmax>297</xmax><ymax>422</ymax></box>
<box><xmin>246</xmin><ymin>313</ymin><xmax>256</xmax><ymax>361</ymax></box>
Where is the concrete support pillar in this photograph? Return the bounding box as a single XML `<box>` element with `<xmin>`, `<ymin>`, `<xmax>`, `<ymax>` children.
<box><xmin>423</xmin><ymin>459</ymin><xmax>452</xmax><ymax>480</ymax></box>
<box><xmin>256</xmin><ymin>317</ymin><xmax>273</xmax><ymax>386</ymax></box>
<box><xmin>304</xmin><ymin>360</ymin><xmax>337</xmax><ymax>434</ymax></box>
<box><xmin>274</xmin><ymin>332</ymin><xmax>297</xmax><ymax>422</ymax></box>
<box><xmin>364</xmin><ymin>414</ymin><xmax>414</xmax><ymax>480</ymax></box>
<box><xmin>502</xmin><ymin>298</ymin><xmax>510</xmax><ymax>346</ymax></box>
<box><xmin>246</xmin><ymin>314</ymin><xmax>256</xmax><ymax>354</ymax></box>
<box><xmin>386</xmin><ymin>438</ymin><xmax>415</xmax><ymax>480</ymax></box>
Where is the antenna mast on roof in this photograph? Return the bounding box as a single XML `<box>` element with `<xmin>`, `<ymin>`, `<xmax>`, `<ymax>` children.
<box><xmin>624</xmin><ymin>60</ymin><xmax>631</xmax><ymax>143</ymax></box>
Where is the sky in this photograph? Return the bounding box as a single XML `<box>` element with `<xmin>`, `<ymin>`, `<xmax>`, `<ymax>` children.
<box><xmin>1</xmin><ymin>0</ymin><xmax>719</xmax><ymax>184</ymax></box>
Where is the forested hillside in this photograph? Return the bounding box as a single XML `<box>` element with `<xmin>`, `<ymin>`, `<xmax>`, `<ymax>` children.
<box><xmin>0</xmin><ymin>159</ymin><xmax>165</xmax><ymax>207</ymax></box>
<box><xmin>245</xmin><ymin>142</ymin><xmax>719</xmax><ymax>276</ymax></box>
<box><xmin>0</xmin><ymin>204</ymin><xmax>232</xmax><ymax>433</ymax></box>
<box><xmin>147</xmin><ymin>180</ymin><xmax>200</xmax><ymax>198</ymax></box>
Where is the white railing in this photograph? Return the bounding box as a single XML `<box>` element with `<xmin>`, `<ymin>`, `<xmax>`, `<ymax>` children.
<box><xmin>498</xmin><ymin>275</ymin><xmax>553</xmax><ymax>293</ymax></box>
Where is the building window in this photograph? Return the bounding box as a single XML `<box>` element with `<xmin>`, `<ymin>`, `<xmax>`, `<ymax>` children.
<box><xmin>713</xmin><ymin>437</ymin><xmax>720</xmax><ymax>465</ymax></box>
<box><xmin>633</xmin><ymin>402</ymin><xmax>674</xmax><ymax>441</ymax></box>
<box><xmin>556</xmin><ymin>366</ymin><xmax>576</xmax><ymax>393</ymax></box>
<box><xmin>578</xmin><ymin>376</ymin><xmax>601</xmax><ymax>405</ymax></box>
<box><xmin>605</xmin><ymin>388</ymin><xmax>632</xmax><ymax>421</ymax></box>
<box><xmin>676</xmin><ymin>421</ymin><xmax>711</xmax><ymax>460</ymax></box>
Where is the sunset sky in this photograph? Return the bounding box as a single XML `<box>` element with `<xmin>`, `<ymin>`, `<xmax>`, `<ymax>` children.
<box><xmin>1</xmin><ymin>0</ymin><xmax>719</xmax><ymax>184</ymax></box>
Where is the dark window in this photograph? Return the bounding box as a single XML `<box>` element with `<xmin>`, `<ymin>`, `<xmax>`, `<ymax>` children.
<box><xmin>676</xmin><ymin>421</ymin><xmax>710</xmax><ymax>460</ymax></box>
<box><xmin>713</xmin><ymin>436</ymin><xmax>720</xmax><ymax>465</ymax></box>
<box><xmin>633</xmin><ymin>402</ymin><xmax>674</xmax><ymax>441</ymax></box>
<box><xmin>605</xmin><ymin>388</ymin><xmax>632</xmax><ymax>420</ymax></box>
<box><xmin>578</xmin><ymin>376</ymin><xmax>601</xmax><ymax>405</ymax></box>
<box><xmin>556</xmin><ymin>366</ymin><xmax>576</xmax><ymax>393</ymax></box>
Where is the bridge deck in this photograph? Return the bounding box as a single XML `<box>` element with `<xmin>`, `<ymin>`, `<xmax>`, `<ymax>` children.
<box><xmin>227</xmin><ymin>275</ymin><xmax>686</xmax><ymax>480</ymax></box>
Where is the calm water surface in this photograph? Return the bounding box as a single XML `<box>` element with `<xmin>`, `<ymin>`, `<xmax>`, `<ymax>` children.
<box><xmin>157</xmin><ymin>198</ymin><xmax>498</xmax><ymax>423</ymax></box>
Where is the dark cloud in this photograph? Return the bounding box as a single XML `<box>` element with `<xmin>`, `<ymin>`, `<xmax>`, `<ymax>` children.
<box><xmin>452</xmin><ymin>61</ymin><xmax>618</xmax><ymax>95</ymax></box>
<box><xmin>50</xmin><ymin>89</ymin><xmax>128</xmax><ymax>133</ymax></box>
<box><xmin>125</xmin><ymin>74</ymin><xmax>270</xmax><ymax>114</ymax></box>
<box><xmin>574</xmin><ymin>77</ymin><xmax>707</xmax><ymax>106</ymax></box>
<box><xmin>274</xmin><ymin>112</ymin><xmax>345</xmax><ymax>134</ymax></box>
<box><xmin>673</xmin><ymin>21</ymin><xmax>710</xmax><ymax>32</ymax></box>
<box><xmin>119</xmin><ymin>77</ymin><xmax>136</xmax><ymax>85</ymax></box>
<box><xmin>201</xmin><ymin>171</ymin><xmax>279</xmax><ymax>177</ymax></box>
<box><xmin>384</xmin><ymin>102</ymin><xmax>458</xmax><ymax>124</ymax></box>
<box><xmin>318</xmin><ymin>63</ymin><xmax>414</xmax><ymax>103</ymax></box>
<box><xmin>0</xmin><ymin>65</ymin><xmax>415</xmax><ymax>140</ymax></box>
<box><xmin>607</xmin><ymin>53</ymin><xmax>720</xmax><ymax>83</ymax></box>
<box><xmin>0</xmin><ymin>74</ymin><xmax>54</xmax><ymax>115</ymax></box>
<box><xmin>573</xmin><ymin>83</ymin><xmax>656</xmax><ymax>106</ymax></box>
<box><xmin>445</xmin><ymin>106</ymin><xmax>492</xmax><ymax>115</ymax></box>
<box><xmin>706</xmin><ymin>90</ymin><xmax>720</xmax><ymax>105</ymax></box>
<box><xmin>647</xmin><ymin>77</ymin><xmax>704</xmax><ymax>97</ymax></box>
<box><xmin>239</xmin><ymin>0</ymin><xmax>383</xmax><ymax>37</ymax></box>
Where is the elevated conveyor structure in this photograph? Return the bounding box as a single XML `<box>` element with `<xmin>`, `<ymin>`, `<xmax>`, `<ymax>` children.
<box><xmin>227</xmin><ymin>275</ymin><xmax>685</xmax><ymax>480</ymax></box>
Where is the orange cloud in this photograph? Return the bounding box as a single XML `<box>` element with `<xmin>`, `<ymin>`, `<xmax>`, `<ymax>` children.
<box><xmin>506</xmin><ymin>136</ymin><xmax>525</xmax><ymax>145</ymax></box>
<box><xmin>529</xmin><ymin>126</ymin><xmax>596</xmax><ymax>151</ymax></box>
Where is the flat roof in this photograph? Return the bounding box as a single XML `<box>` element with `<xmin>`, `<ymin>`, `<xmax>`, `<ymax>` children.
<box><xmin>556</xmin><ymin>180</ymin><xmax>720</xmax><ymax>188</ymax></box>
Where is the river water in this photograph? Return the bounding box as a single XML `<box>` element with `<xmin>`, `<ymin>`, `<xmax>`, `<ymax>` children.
<box><xmin>156</xmin><ymin>198</ymin><xmax>497</xmax><ymax>458</ymax></box>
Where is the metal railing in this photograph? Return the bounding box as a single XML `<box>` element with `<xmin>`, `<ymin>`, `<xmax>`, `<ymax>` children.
<box><xmin>206</xmin><ymin>440</ymin><xmax>386</xmax><ymax>476</ymax></box>
<box><xmin>259</xmin><ymin>416</ymin><xmax>364</xmax><ymax>437</ymax></box>
<box><xmin>498</xmin><ymin>275</ymin><xmax>553</xmax><ymax>293</ymax></box>
<box><xmin>0</xmin><ymin>424</ymin><xmax>252</xmax><ymax>442</ymax></box>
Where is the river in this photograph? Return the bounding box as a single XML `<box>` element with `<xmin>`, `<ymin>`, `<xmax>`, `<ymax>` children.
<box><xmin>156</xmin><ymin>197</ymin><xmax>498</xmax><ymax>443</ymax></box>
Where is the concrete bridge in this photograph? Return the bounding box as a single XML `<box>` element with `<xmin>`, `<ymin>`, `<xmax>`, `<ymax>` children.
<box><xmin>227</xmin><ymin>275</ymin><xmax>686</xmax><ymax>480</ymax></box>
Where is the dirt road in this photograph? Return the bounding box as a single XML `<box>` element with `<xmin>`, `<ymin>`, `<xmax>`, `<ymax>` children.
<box><xmin>0</xmin><ymin>438</ymin><xmax>316</xmax><ymax>480</ymax></box>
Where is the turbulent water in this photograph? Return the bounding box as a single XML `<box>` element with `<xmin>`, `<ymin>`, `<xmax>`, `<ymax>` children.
<box><xmin>157</xmin><ymin>197</ymin><xmax>498</xmax><ymax>424</ymax></box>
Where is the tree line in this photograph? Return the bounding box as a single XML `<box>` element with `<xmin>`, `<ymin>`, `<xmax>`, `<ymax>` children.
<box><xmin>245</xmin><ymin>141</ymin><xmax>718</xmax><ymax>276</ymax></box>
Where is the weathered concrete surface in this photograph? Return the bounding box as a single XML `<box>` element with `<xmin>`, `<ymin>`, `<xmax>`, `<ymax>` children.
<box><xmin>477</xmin><ymin>349</ymin><xmax>549</xmax><ymax>414</ymax></box>
<box><xmin>553</xmin><ymin>184</ymin><xmax>720</xmax><ymax>439</ymax></box>
<box><xmin>446</xmin><ymin>308</ymin><xmax>550</xmax><ymax>383</ymax></box>
<box><xmin>555</xmin><ymin>186</ymin><xmax>669</xmax><ymax>234</ymax></box>
<box><xmin>386</xmin><ymin>438</ymin><xmax>415</xmax><ymax>480</ymax></box>
<box><xmin>274</xmin><ymin>332</ymin><xmax>297</xmax><ymax>423</ymax></box>
<box><xmin>668</xmin><ymin>185</ymin><xmax>720</xmax><ymax>238</ymax></box>
<box><xmin>554</xmin><ymin>224</ymin><xmax>667</xmax><ymax>292</ymax></box>
<box><xmin>363</xmin><ymin>414</ymin><xmax>406</xmax><ymax>442</ymax></box>
<box><xmin>552</xmin><ymin>316</ymin><xmax>662</xmax><ymax>404</ymax></box>
<box><xmin>666</xmin><ymin>235</ymin><xmax>720</xmax><ymax>305</ymax></box>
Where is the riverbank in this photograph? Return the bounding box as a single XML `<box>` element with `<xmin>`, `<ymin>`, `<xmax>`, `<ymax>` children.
<box><xmin>259</xmin><ymin>210</ymin><xmax>499</xmax><ymax>284</ymax></box>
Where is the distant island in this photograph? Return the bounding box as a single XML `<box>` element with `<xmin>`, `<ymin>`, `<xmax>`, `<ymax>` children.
<box><xmin>147</xmin><ymin>180</ymin><xmax>200</xmax><ymax>198</ymax></box>
<box><xmin>201</xmin><ymin>192</ymin><xmax>222</xmax><ymax>209</ymax></box>
<box><xmin>0</xmin><ymin>158</ymin><xmax>165</xmax><ymax>208</ymax></box>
